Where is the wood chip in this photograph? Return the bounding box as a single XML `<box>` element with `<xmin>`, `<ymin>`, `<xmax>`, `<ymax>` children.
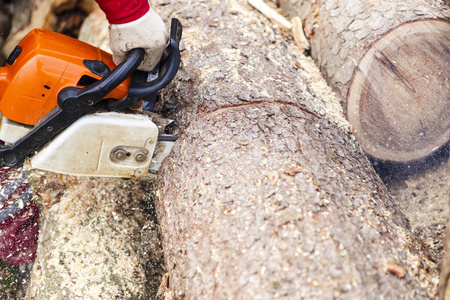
<box><xmin>283</xmin><ymin>165</ymin><xmax>302</xmax><ymax>176</ymax></box>
<box><xmin>385</xmin><ymin>261</ymin><xmax>406</xmax><ymax>278</ymax></box>
<box><xmin>404</xmin><ymin>180</ymin><xmax>416</xmax><ymax>189</ymax></box>
<box><xmin>157</xmin><ymin>272</ymin><xmax>170</xmax><ymax>296</ymax></box>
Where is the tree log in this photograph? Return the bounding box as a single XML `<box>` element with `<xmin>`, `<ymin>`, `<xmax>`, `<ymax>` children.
<box><xmin>0</xmin><ymin>1</ymin><xmax>11</xmax><ymax>62</ymax></box>
<box><xmin>440</xmin><ymin>220</ymin><xmax>450</xmax><ymax>300</ymax></box>
<box><xmin>152</xmin><ymin>0</ymin><xmax>438</xmax><ymax>298</ymax></box>
<box><xmin>438</xmin><ymin>158</ymin><xmax>450</xmax><ymax>300</ymax></box>
<box><xmin>77</xmin><ymin>7</ymin><xmax>110</xmax><ymax>53</ymax></box>
<box><xmin>279</xmin><ymin>0</ymin><xmax>450</xmax><ymax>162</ymax></box>
<box><xmin>7</xmin><ymin>0</ymin><xmax>443</xmax><ymax>298</ymax></box>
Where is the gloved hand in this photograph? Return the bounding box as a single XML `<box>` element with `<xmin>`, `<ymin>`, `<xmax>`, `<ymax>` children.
<box><xmin>109</xmin><ymin>8</ymin><xmax>169</xmax><ymax>71</ymax></box>
<box><xmin>0</xmin><ymin>167</ymin><xmax>39</xmax><ymax>265</ymax></box>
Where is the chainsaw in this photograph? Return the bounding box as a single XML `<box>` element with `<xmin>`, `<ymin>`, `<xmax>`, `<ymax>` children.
<box><xmin>0</xmin><ymin>19</ymin><xmax>182</xmax><ymax>178</ymax></box>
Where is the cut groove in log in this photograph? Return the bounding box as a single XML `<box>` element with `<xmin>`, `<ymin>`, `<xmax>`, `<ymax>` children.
<box><xmin>347</xmin><ymin>19</ymin><xmax>450</xmax><ymax>162</ymax></box>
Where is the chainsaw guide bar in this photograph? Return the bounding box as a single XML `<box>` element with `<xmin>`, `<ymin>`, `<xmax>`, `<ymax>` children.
<box><xmin>0</xmin><ymin>19</ymin><xmax>182</xmax><ymax>178</ymax></box>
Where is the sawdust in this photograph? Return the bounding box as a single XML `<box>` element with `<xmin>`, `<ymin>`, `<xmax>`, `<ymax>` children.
<box><xmin>25</xmin><ymin>171</ymin><xmax>165</xmax><ymax>299</ymax></box>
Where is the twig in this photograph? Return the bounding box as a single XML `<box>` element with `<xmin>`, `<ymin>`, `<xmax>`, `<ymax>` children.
<box><xmin>291</xmin><ymin>16</ymin><xmax>310</xmax><ymax>52</ymax></box>
<box><xmin>248</xmin><ymin>0</ymin><xmax>292</xmax><ymax>30</ymax></box>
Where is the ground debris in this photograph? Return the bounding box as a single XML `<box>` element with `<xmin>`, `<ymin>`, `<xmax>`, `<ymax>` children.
<box><xmin>376</xmin><ymin>146</ymin><xmax>449</xmax><ymax>266</ymax></box>
<box><xmin>26</xmin><ymin>171</ymin><xmax>165</xmax><ymax>299</ymax></box>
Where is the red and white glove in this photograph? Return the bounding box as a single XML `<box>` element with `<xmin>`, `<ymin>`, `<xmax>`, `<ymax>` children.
<box><xmin>0</xmin><ymin>167</ymin><xmax>39</xmax><ymax>265</ymax></box>
<box><xmin>95</xmin><ymin>0</ymin><xmax>169</xmax><ymax>71</ymax></box>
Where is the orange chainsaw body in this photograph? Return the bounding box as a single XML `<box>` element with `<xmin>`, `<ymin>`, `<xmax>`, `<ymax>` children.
<box><xmin>0</xmin><ymin>29</ymin><xmax>130</xmax><ymax>126</ymax></box>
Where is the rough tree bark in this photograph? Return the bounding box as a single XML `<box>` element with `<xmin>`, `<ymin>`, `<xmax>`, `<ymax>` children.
<box><xmin>0</xmin><ymin>1</ymin><xmax>11</xmax><ymax>62</ymax></box>
<box><xmin>7</xmin><ymin>0</ymin><xmax>443</xmax><ymax>298</ymax></box>
<box><xmin>279</xmin><ymin>0</ymin><xmax>450</xmax><ymax>163</ymax></box>
<box><xmin>441</xmin><ymin>221</ymin><xmax>450</xmax><ymax>299</ymax></box>
<box><xmin>152</xmin><ymin>0</ymin><xmax>439</xmax><ymax>298</ymax></box>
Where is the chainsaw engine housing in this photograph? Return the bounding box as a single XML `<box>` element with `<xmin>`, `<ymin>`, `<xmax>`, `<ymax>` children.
<box><xmin>0</xmin><ymin>29</ymin><xmax>130</xmax><ymax>126</ymax></box>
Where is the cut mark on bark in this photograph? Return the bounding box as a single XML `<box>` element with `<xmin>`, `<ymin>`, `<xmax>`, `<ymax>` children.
<box><xmin>176</xmin><ymin>101</ymin><xmax>322</xmax><ymax>140</ymax></box>
<box><xmin>201</xmin><ymin>101</ymin><xmax>320</xmax><ymax>122</ymax></box>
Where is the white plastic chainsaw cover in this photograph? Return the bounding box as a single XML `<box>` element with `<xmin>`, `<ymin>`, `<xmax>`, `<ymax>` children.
<box><xmin>31</xmin><ymin>112</ymin><xmax>159</xmax><ymax>178</ymax></box>
<box><xmin>0</xmin><ymin>117</ymin><xmax>32</xmax><ymax>144</ymax></box>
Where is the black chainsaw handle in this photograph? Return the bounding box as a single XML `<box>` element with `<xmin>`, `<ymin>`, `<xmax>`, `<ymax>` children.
<box><xmin>57</xmin><ymin>48</ymin><xmax>145</xmax><ymax>111</ymax></box>
<box><xmin>130</xmin><ymin>18</ymin><xmax>182</xmax><ymax>96</ymax></box>
<box><xmin>108</xmin><ymin>18</ymin><xmax>182</xmax><ymax>110</ymax></box>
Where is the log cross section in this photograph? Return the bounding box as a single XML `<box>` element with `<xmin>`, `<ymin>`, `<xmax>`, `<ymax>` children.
<box><xmin>280</xmin><ymin>0</ymin><xmax>450</xmax><ymax>162</ymax></box>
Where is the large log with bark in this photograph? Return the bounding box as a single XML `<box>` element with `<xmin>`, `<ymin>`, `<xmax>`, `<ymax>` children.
<box><xmin>8</xmin><ymin>0</ymin><xmax>441</xmax><ymax>298</ymax></box>
<box><xmin>4</xmin><ymin>4</ymin><xmax>165</xmax><ymax>299</ymax></box>
<box><xmin>152</xmin><ymin>0</ymin><xmax>439</xmax><ymax>298</ymax></box>
<box><xmin>279</xmin><ymin>0</ymin><xmax>450</xmax><ymax>163</ymax></box>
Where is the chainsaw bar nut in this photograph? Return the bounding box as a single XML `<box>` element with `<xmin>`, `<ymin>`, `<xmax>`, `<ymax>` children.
<box><xmin>111</xmin><ymin>148</ymin><xmax>127</xmax><ymax>161</ymax></box>
<box><xmin>134</xmin><ymin>151</ymin><xmax>147</xmax><ymax>162</ymax></box>
<box><xmin>110</xmin><ymin>147</ymin><xmax>149</xmax><ymax>165</ymax></box>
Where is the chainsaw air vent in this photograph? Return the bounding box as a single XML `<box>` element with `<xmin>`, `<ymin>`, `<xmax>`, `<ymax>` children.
<box><xmin>6</xmin><ymin>46</ymin><xmax>22</xmax><ymax>65</ymax></box>
<box><xmin>77</xmin><ymin>75</ymin><xmax>99</xmax><ymax>87</ymax></box>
